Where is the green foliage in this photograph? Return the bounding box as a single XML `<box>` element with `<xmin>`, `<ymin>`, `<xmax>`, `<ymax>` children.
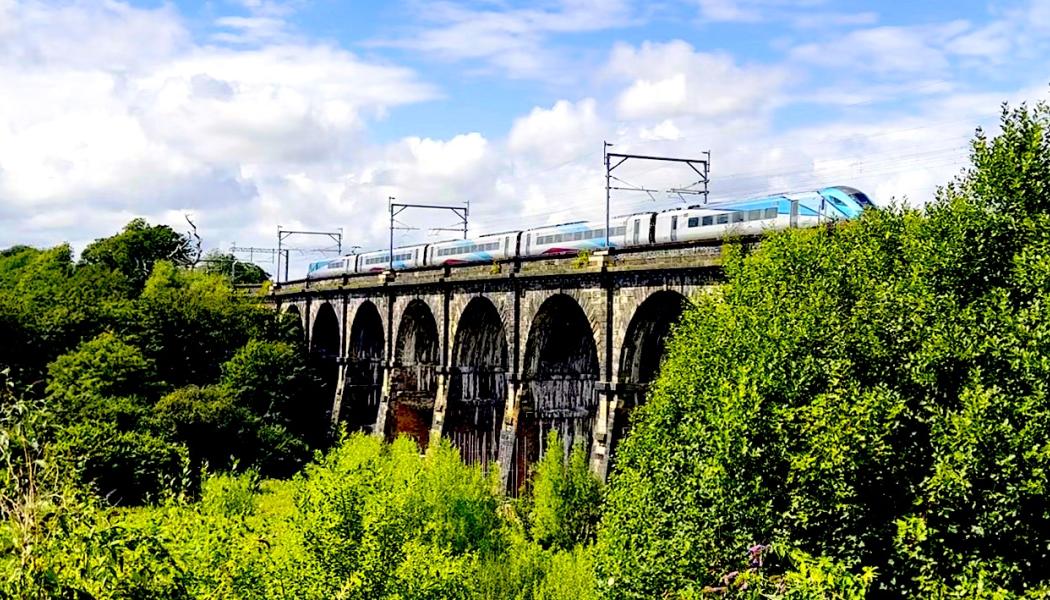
<box><xmin>154</xmin><ymin>385</ymin><xmax>251</xmax><ymax>471</ymax></box>
<box><xmin>597</xmin><ymin>100</ymin><xmax>1050</xmax><ymax>597</ymax></box>
<box><xmin>46</xmin><ymin>332</ymin><xmax>156</xmax><ymax>421</ymax></box>
<box><xmin>79</xmin><ymin>217</ymin><xmax>193</xmax><ymax>291</ymax></box>
<box><xmin>53</xmin><ymin>422</ymin><xmax>188</xmax><ymax>505</ymax></box>
<box><xmin>221</xmin><ymin>339</ymin><xmax>310</xmax><ymax>426</ymax></box>
<box><xmin>573</xmin><ymin>249</ymin><xmax>592</xmax><ymax>268</ymax></box>
<box><xmin>200</xmin><ymin>250</ymin><xmax>271</xmax><ymax>284</ymax></box>
<box><xmin>133</xmin><ymin>261</ymin><xmax>285</xmax><ymax>389</ymax></box>
<box><xmin>290</xmin><ymin>435</ymin><xmax>502</xmax><ymax>597</ymax></box>
<box><xmin>529</xmin><ymin>431</ymin><xmax>603</xmax><ymax>550</ymax></box>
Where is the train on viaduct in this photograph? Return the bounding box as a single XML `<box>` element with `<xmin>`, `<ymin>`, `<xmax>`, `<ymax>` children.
<box><xmin>274</xmin><ymin>244</ymin><xmax>726</xmax><ymax>490</ymax></box>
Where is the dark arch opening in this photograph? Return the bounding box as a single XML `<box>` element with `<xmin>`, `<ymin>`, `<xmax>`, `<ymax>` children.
<box><xmin>446</xmin><ymin>297</ymin><xmax>508</xmax><ymax>465</ymax></box>
<box><xmin>388</xmin><ymin>299</ymin><xmax>440</xmax><ymax>450</ymax></box>
<box><xmin>612</xmin><ymin>290</ymin><xmax>689</xmax><ymax>465</ymax></box>
<box><xmin>309</xmin><ymin>302</ymin><xmax>341</xmax><ymax>423</ymax></box>
<box><xmin>342</xmin><ymin>301</ymin><xmax>385</xmax><ymax>433</ymax></box>
<box><xmin>283</xmin><ymin>305</ymin><xmax>305</xmax><ymax>341</ymax></box>
<box><xmin>511</xmin><ymin>294</ymin><xmax>599</xmax><ymax>493</ymax></box>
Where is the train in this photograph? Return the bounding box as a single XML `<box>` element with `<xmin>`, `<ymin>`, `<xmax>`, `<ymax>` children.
<box><xmin>306</xmin><ymin>185</ymin><xmax>874</xmax><ymax>279</ymax></box>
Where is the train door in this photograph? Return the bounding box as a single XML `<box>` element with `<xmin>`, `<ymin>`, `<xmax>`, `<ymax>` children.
<box><xmin>633</xmin><ymin>219</ymin><xmax>640</xmax><ymax>245</ymax></box>
<box><xmin>525</xmin><ymin>234</ymin><xmax>531</xmax><ymax>255</ymax></box>
<box><xmin>670</xmin><ymin>216</ymin><xmax>679</xmax><ymax>242</ymax></box>
<box><xmin>790</xmin><ymin>199</ymin><xmax>799</xmax><ymax>228</ymax></box>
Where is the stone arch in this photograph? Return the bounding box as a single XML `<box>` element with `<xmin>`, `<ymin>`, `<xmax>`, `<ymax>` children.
<box><xmin>619</xmin><ymin>290</ymin><xmax>690</xmax><ymax>385</ymax></box>
<box><xmin>388</xmin><ymin>299</ymin><xmax>441</xmax><ymax>449</ymax></box>
<box><xmin>518</xmin><ymin>288</ymin><xmax>606</xmax><ymax>381</ymax></box>
<box><xmin>445</xmin><ymin>296</ymin><xmax>508</xmax><ymax>465</ymax></box>
<box><xmin>342</xmin><ymin>301</ymin><xmax>385</xmax><ymax>433</ymax></box>
<box><xmin>310</xmin><ymin>302</ymin><xmax>341</xmax><ymax>398</ymax></box>
<box><xmin>510</xmin><ymin>293</ymin><xmax>600</xmax><ymax>492</ymax></box>
<box><xmin>282</xmin><ymin>304</ymin><xmax>305</xmax><ymax>341</ymax></box>
<box><xmin>610</xmin><ymin>290</ymin><xmax>690</xmax><ymax>466</ymax></box>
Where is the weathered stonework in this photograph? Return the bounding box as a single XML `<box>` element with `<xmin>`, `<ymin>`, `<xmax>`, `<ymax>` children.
<box><xmin>274</xmin><ymin>245</ymin><xmax>724</xmax><ymax>486</ymax></box>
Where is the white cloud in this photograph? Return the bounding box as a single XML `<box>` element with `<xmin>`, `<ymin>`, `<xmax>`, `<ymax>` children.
<box><xmin>791</xmin><ymin>22</ymin><xmax>969</xmax><ymax>75</ymax></box>
<box><xmin>607</xmin><ymin>40</ymin><xmax>790</xmax><ymax>120</ymax></box>
<box><xmin>371</xmin><ymin>0</ymin><xmax>635</xmax><ymax>80</ymax></box>
<box><xmin>696</xmin><ymin>0</ymin><xmax>764</xmax><ymax>23</ymax></box>
<box><xmin>2</xmin><ymin>0</ymin><xmax>1047</xmax><ymax>278</ymax></box>
<box><xmin>0</xmin><ymin>0</ymin><xmax>436</xmax><ymax>252</ymax></box>
<box><xmin>695</xmin><ymin>0</ymin><xmax>871</xmax><ymax>27</ymax></box>
<box><xmin>508</xmin><ymin>99</ymin><xmax>602</xmax><ymax>165</ymax></box>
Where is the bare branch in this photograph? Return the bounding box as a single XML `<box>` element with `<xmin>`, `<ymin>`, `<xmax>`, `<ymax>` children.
<box><xmin>183</xmin><ymin>214</ymin><xmax>203</xmax><ymax>267</ymax></box>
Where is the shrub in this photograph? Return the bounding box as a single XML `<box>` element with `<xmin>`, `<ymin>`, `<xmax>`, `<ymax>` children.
<box><xmin>53</xmin><ymin>421</ymin><xmax>188</xmax><ymax>505</ymax></box>
<box><xmin>46</xmin><ymin>332</ymin><xmax>156</xmax><ymax>420</ymax></box>
<box><xmin>154</xmin><ymin>384</ymin><xmax>252</xmax><ymax>471</ymax></box>
<box><xmin>596</xmin><ymin>101</ymin><xmax>1050</xmax><ymax>597</ymax></box>
<box><xmin>220</xmin><ymin>339</ymin><xmax>321</xmax><ymax>443</ymax></box>
<box><xmin>529</xmin><ymin>430</ymin><xmax>603</xmax><ymax>550</ymax></box>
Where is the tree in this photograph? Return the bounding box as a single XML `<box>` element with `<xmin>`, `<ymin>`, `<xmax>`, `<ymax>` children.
<box><xmin>220</xmin><ymin>340</ymin><xmax>312</xmax><ymax>426</ymax></box>
<box><xmin>153</xmin><ymin>385</ymin><xmax>251</xmax><ymax>472</ymax></box>
<box><xmin>130</xmin><ymin>261</ymin><xmax>278</xmax><ymax>389</ymax></box>
<box><xmin>45</xmin><ymin>332</ymin><xmax>157</xmax><ymax>423</ymax></box>
<box><xmin>79</xmin><ymin>218</ymin><xmax>193</xmax><ymax>291</ymax></box>
<box><xmin>529</xmin><ymin>431</ymin><xmax>603</xmax><ymax>551</ymax></box>
<box><xmin>596</xmin><ymin>101</ymin><xmax>1050</xmax><ymax>597</ymax></box>
<box><xmin>199</xmin><ymin>251</ymin><xmax>270</xmax><ymax>285</ymax></box>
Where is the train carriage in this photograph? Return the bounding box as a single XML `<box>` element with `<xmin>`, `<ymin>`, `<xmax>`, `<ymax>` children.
<box><xmin>306</xmin><ymin>256</ymin><xmax>356</xmax><ymax>279</ymax></box>
<box><xmin>356</xmin><ymin>244</ymin><xmax>428</xmax><ymax>273</ymax></box>
<box><xmin>521</xmin><ymin>219</ymin><xmax>628</xmax><ymax>257</ymax></box>
<box><xmin>427</xmin><ymin>231</ymin><xmax>520</xmax><ymax>266</ymax></box>
<box><xmin>653</xmin><ymin>186</ymin><xmax>874</xmax><ymax>245</ymax></box>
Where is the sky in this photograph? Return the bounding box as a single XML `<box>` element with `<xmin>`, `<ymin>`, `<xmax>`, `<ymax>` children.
<box><xmin>1</xmin><ymin>0</ymin><xmax>1049</xmax><ymax>277</ymax></box>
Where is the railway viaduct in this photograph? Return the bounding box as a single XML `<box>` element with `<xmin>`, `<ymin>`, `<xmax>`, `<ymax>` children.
<box><xmin>273</xmin><ymin>244</ymin><xmax>726</xmax><ymax>490</ymax></box>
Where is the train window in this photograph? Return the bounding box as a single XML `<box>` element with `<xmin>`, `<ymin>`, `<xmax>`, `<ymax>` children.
<box><xmin>732</xmin><ymin>212</ymin><xmax>745</xmax><ymax>223</ymax></box>
<box><xmin>716</xmin><ymin>214</ymin><xmax>729</xmax><ymax>225</ymax></box>
<box><xmin>687</xmin><ymin>217</ymin><xmax>699</xmax><ymax>227</ymax></box>
<box><xmin>764</xmin><ymin>207</ymin><xmax>778</xmax><ymax>219</ymax></box>
<box><xmin>748</xmin><ymin>209</ymin><xmax>762</xmax><ymax>221</ymax></box>
<box><xmin>702</xmin><ymin>216</ymin><xmax>713</xmax><ymax>226</ymax></box>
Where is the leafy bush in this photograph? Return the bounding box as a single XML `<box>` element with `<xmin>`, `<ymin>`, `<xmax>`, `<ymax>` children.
<box><xmin>154</xmin><ymin>384</ymin><xmax>251</xmax><ymax>472</ymax></box>
<box><xmin>53</xmin><ymin>422</ymin><xmax>188</xmax><ymax>505</ymax></box>
<box><xmin>221</xmin><ymin>339</ymin><xmax>320</xmax><ymax>441</ymax></box>
<box><xmin>596</xmin><ymin>101</ymin><xmax>1050</xmax><ymax>597</ymax></box>
<box><xmin>79</xmin><ymin>217</ymin><xmax>193</xmax><ymax>291</ymax></box>
<box><xmin>529</xmin><ymin>431</ymin><xmax>603</xmax><ymax>550</ymax></box>
<box><xmin>46</xmin><ymin>332</ymin><xmax>156</xmax><ymax>421</ymax></box>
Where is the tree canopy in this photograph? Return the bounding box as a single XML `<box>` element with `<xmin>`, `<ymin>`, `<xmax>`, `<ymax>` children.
<box><xmin>199</xmin><ymin>251</ymin><xmax>270</xmax><ymax>285</ymax></box>
<box><xmin>596</xmin><ymin>101</ymin><xmax>1050</xmax><ymax>597</ymax></box>
<box><xmin>79</xmin><ymin>218</ymin><xmax>194</xmax><ymax>291</ymax></box>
